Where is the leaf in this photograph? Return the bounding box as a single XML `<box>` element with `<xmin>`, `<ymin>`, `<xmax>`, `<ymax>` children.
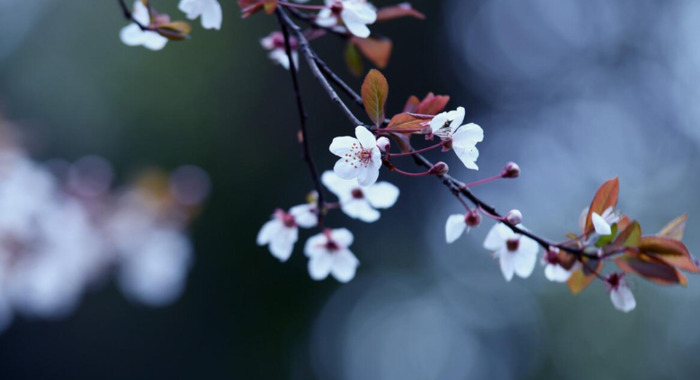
<box><xmin>385</xmin><ymin>113</ymin><xmax>427</xmax><ymax>133</ymax></box>
<box><xmin>638</xmin><ymin>236</ymin><xmax>700</xmax><ymax>273</ymax></box>
<box><xmin>415</xmin><ymin>93</ymin><xmax>450</xmax><ymax>115</ymax></box>
<box><xmin>376</xmin><ymin>3</ymin><xmax>426</xmax><ymax>22</ymax></box>
<box><xmin>361</xmin><ymin>69</ymin><xmax>389</xmax><ymax>127</ymax></box>
<box><xmin>155</xmin><ymin>21</ymin><xmax>192</xmax><ymax>41</ymax></box>
<box><xmin>238</xmin><ymin>0</ymin><xmax>276</xmax><ymax>18</ymax></box>
<box><xmin>616</xmin><ymin>250</ymin><xmax>687</xmax><ymax>286</ymax></box>
<box><xmin>584</xmin><ymin>177</ymin><xmax>619</xmax><ymax>235</ymax></box>
<box><xmin>612</xmin><ymin>221</ymin><xmax>642</xmax><ymax>248</ymax></box>
<box><xmin>345</xmin><ymin>42</ymin><xmax>363</xmax><ymax>77</ymax></box>
<box><xmin>403</xmin><ymin>96</ymin><xmax>420</xmax><ymax>113</ymax></box>
<box><xmin>658</xmin><ymin>214</ymin><xmax>688</xmax><ymax>240</ymax></box>
<box><xmin>352</xmin><ymin>37</ymin><xmax>393</xmax><ymax>69</ymax></box>
<box><xmin>567</xmin><ymin>259</ymin><xmax>602</xmax><ymax>294</ymax></box>
<box><xmin>263</xmin><ymin>0</ymin><xmax>278</xmax><ymax>14</ymax></box>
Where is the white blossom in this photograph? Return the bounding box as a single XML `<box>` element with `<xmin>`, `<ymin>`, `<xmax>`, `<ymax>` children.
<box><xmin>179</xmin><ymin>0</ymin><xmax>222</xmax><ymax>30</ymax></box>
<box><xmin>304</xmin><ymin>228</ymin><xmax>359</xmax><ymax>283</ymax></box>
<box><xmin>316</xmin><ymin>0</ymin><xmax>377</xmax><ymax>38</ymax></box>
<box><xmin>579</xmin><ymin>206</ymin><xmax>620</xmax><ymax>234</ymax></box>
<box><xmin>606</xmin><ymin>273</ymin><xmax>636</xmax><ymax>313</ymax></box>
<box><xmin>120</xmin><ymin>1</ymin><xmax>168</xmax><ymax>50</ymax></box>
<box><xmin>329</xmin><ymin>126</ymin><xmax>382</xmax><ymax>186</ymax></box>
<box><xmin>260</xmin><ymin>32</ymin><xmax>299</xmax><ymax>70</ymax></box>
<box><xmin>257</xmin><ymin>205</ymin><xmax>318</xmax><ymax>262</ymax></box>
<box><xmin>542</xmin><ymin>248</ymin><xmax>578</xmax><ymax>283</ymax></box>
<box><xmin>445</xmin><ymin>214</ymin><xmax>467</xmax><ymax>244</ymax></box>
<box><xmin>321</xmin><ymin>171</ymin><xmax>398</xmax><ymax>223</ymax></box>
<box><xmin>429</xmin><ymin>107</ymin><xmax>483</xmax><ymax>170</ymax></box>
<box><xmin>483</xmin><ymin>223</ymin><xmax>539</xmax><ymax>282</ymax></box>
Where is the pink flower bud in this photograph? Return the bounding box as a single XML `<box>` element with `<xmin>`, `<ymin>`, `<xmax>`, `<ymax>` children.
<box><xmin>330</xmin><ymin>0</ymin><xmax>344</xmax><ymax>13</ymax></box>
<box><xmin>501</xmin><ymin>162</ymin><xmax>520</xmax><ymax>179</ymax></box>
<box><xmin>504</xmin><ymin>209</ymin><xmax>522</xmax><ymax>225</ymax></box>
<box><xmin>465</xmin><ymin>209</ymin><xmax>481</xmax><ymax>227</ymax></box>
<box><xmin>376</xmin><ymin>137</ymin><xmax>391</xmax><ymax>152</ymax></box>
<box><xmin>428</xmin><ymin>161</ymin><xmax>449</xmax><ymax>176</ymax></box>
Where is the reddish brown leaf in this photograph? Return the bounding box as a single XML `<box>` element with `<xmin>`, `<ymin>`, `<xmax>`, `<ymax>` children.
<box><xmin>238</xmin><ymin>0</ymin><xmax>275</xmax><ymax>18</ymax></box>
<box><xmin>361</xmin><ymin>69</ymin><xmax>389</xmax><ymax>127</ymax></box>
<box><xmin>584</xmin><ymin>177</ymin><xmax>619</xmax><ymax>235</ymax></box>
<box><xmin>352</xmin><ymin>37</ymin><xmax>393</xmax><ymax>69</ymax></box>
<box><xmin>415</xmin><ymin>93</ymin><xmax>450</xmax><ymax>115</ymax></box>
<box><xmin>263</xmin><ymin>0</ymin><xmax>278</xmax><ymax>14</ymax></box>
<box><xmin>403</xmin><ymin>96</ymin><xmax>420</xmax><ymax>113</ymax></box>
<box><xmin>385</xmin><ymin>113</ymin><xmax>426</xmax><ymax>133</ymax></box>
<box><xmin>616</xmin><ymin>250</ymin><xmax>687</xmax><ymax>286</ymax></box>
<box><xmin>638</xmin><ymin>236</ymin><xmax>700</xmax><ymax>273</ymax></box>
<box><xmin>376</xmin><ymin>3</ymin><xmax>426</xmax><ymax>22</ymax></box>
<box><xmin>658</xmin><ymin>214</ymin><xmax>688</xmax><ymax>240</ymax></box>
<box><xmin>567</xmin><ymin>259</ymin><xmax>603</xmax><ymax>294</ymax></box>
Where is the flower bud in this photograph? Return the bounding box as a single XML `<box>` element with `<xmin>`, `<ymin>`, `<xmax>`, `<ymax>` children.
<box><xmin>330</xmin><ymin>0</ymin><xmax>344</xmax><ymax>13</ymax></box>
<box><xmin>501</xmin><ymin>162</ymin><xmax>520</xmax><ymax>179</ymax></box>
<box><xmin>504</xmin><ymin>209</ymin><xmax>522</xmax><ymax>225</ymax></box>
<box><xmin>376</xmin><ymin>137</ymin><xmax>391</xmax><ymax>153</ymax></box>
<box><xmin>465</xmin><ymin>209</ymin><xmax>481</xmax><ymax>227</ymax></box>
<box><xmin>428</xmin><ymin>161</ymin><xmax>449</xmax><ymax>176</ymax></box>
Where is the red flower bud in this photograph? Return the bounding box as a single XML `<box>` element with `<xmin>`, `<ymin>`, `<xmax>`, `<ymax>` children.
<box><xmin>428</xmin><ymin>161</ymin><xmax>449</xmax><ymax>176</ymax></box>
<box><xmin>501</xmin><ymin>162</ymin><xmax>520</xmax><ymax>179</ymax></box>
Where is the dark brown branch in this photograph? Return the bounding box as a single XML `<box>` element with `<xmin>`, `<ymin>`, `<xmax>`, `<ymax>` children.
<box><xmin>276</xmin><ymin>9</ymin><xmax>326</xmax><ymax>227</ymax></box>
<box><xmin>117</xmin><ymin>0</ymin><xmax>148</xmax><ymax>31</ymax></box>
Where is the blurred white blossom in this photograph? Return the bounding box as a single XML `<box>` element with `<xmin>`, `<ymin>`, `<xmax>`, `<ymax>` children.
<box><xmin>119</xmin><ymin>1</ymin><xmax>168</xmax><ymax>50</ymax></box>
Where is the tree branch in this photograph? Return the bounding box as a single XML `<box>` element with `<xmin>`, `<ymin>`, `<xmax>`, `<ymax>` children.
<box><xmin>276</xmin><ymin>9</ymin><xmax>326</xmax><ymax>227</ymax></box>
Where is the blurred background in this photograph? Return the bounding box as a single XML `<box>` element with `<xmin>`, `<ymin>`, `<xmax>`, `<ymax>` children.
<box><xmin>1</xmin><ymin>0</ymin><xmax>700</xmax><ymax>379</ymax></box>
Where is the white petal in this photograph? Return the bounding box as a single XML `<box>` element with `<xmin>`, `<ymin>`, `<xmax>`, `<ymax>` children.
<box><xmin>610</xmin><ymin>284</ymin><xmax>636</xmax><ymax>313</ymax></box>
<box><xmin>344</xmin><ymin>21</ymin><xmax>371</xmax><ymax>38</ymax></box>
<box><xmin>578</xmin><ymin>207</ymin><xmax>590</xmax><ymax>232</ymax></box>
<box><xmin>592</xmin><ymin>212</ymin><xmax>612</xmax><ymax>235</ymax></box>
<box><xmin>268</xmin><ymin>49</ymin><xmax>291</xmax><ymax>70</ymax></box>
<box><xmin>132</xmin><ymin>0</ymin><xmax>151</xmax><ymax>25</ymax></box>
<box><xmin>140</xmin><ymin>32</ymin><xmax>169</xmax><ymax>51</ymax></box>
<box><xmin>452</xmin><ymin>123</ymin><xmax>483</xmax><ymax>170</ymax></box>
<box><xmin>329</xmin><ymin>136</ymin><xmax>358</xmax><ymax>157</ymax></box>
<box><xmin>341</xmin><ymin>199</ymin><xmax>380</xmax><ymax>223</ymax></box>
<box><xmin>429</xmin><ymin>112</ymin><xmax>449</xmax><ymax>133</ymax></box>
<box><xmin>364</xmin><ymin>182</ymin><xmax>399</xmax><ymax>209</ymax></box>
<box><xmin>304</xmin><ymin>233</ymin><xmax>327</xmax><ymax>258</ymax></box>
<box><xmin>330</xmin><ymin>228</ymin><xmax>354</xmax><ymax>247</ymax></box>
<box><xmin>544</xmin><ymin>263</ymin><xmax>572</xmax><ymax>282</ymax></box>
<box><xmin>499</xmin><ymin>251</ymin><xmax>515</xmax><ymax>282</ymax></box>
<box><xmin>356</xmin><ymin>165</ymin><xmax>380</xmax><ymax>186</ymax></box>
<box><xmin>334</xmin><ymin>158</ymin><xmax>358</xmax><ymax>180</ymax></box>
<box><xmin>200</xmin><ymin>0</ymin><xmax>223</xmax><ymax>30</ymax></box>
<box><xmin>330</xmin><ymin>250</ymin><xmax>359</xmax><ymax>283</ymax></box>
<box><xmin>268</xmin><ymin>227</ymin><xmax>298</xmax><ymax>262</ymax></box>
<box><xmin>446</xmin><ymin>107</ymin><xmax>466</xmax><ymax>131</ymax></box>
<box><xmin>513</xmin><ymin>237</ymin><xmax>538</xmax><ymax>279</ymax></box>
<box><xmin>257</xmin><ymin>219</ymin><xmax>281</xmax><ymax>245</ymax></box>
<box><xmin>355</xmin><ymin>126</ymin><xmax>376</xmax><ymax>149</ymax></box>
<box><xmin>289</xmin><ymin>204</ymin><xmax>318</xmax><ymax>228</ymax></box>
<box><xmin>445</xmin><ymin>214</ymin><xmax>467</xmax><ymax>244</ymax></box>
<box><xmin>308</xmin><ymin>254</ymin><xmax>333</xmax><ymax>280</ymax></box>
<box><xmin>483</xmin><ymin>223</ymin><xmax>513</xmax><ymax>251</ymax></box>
<box><xmin>321</xmin><ymin>171</ymin><xmax>354</xmax><ymax>200</ymax></box>
<box><xmin>120</xmin><ymin>24</ymin><xmax>146</xmax><ymax>46</ymax></box>
<box><xmin>315</xmin><ymin>9</ymin><xmax>338</xmax><ymax>27</ymax></box>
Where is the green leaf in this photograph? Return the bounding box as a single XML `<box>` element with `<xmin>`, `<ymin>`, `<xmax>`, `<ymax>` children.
<box><xmin>361</xmin><ymin>69</ymin><xmax>389</xmax><ymax>127</ymax></box>
<box><xmin>345</xmin><ymin>42</ymin><xmax>363</xmax><ymax>77</ymax></box>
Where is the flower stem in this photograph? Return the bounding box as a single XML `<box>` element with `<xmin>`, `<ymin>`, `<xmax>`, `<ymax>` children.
<box><xmin>278</xmin><ymin>1</ymin><xmax>328</xmax><ymax>11</ymax></box>
<box><xmin>387</xmin><ymin>141</ymin><xmax>445</xmax><ymax>157</ymax></box>
<box><xmin>462</xmin><ymin>174</ymin><xmax>504</xmax><ymax>188</ymax></box>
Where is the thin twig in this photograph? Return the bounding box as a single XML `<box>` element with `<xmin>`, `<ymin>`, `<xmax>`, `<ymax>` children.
<box><xmin>117</xmin><ymin>0</ymin><xmax>148</xmax><ymax>30</ymax></box>
<box><xmin>276</xmin><ymin>9</ymin><xmax>326</xmax><ymax>227</ymax></box>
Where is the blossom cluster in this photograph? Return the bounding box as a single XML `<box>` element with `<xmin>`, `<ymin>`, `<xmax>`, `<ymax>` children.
<box><xmin>0</xmin><ymin>125</ymin><xmax>209</xmax><ymax>333</ymax></box>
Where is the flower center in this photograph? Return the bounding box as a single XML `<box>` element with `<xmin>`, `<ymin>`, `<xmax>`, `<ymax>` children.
<box><xmin>324</xmin><ymin>240</ymin><xmax>340</xmax><ymax>252</ymax></box>
<box><xmin>275</xmin><ymin>209</ymin><xmax>297</xmax><ymax>228</ymax></box>
<box><xmin>606</xmin><ymin>273</ymin><xmax>621</xmax><ymax>290</ymax></box>
<box><xmin>344</xmin><ymin>142</ymin><xmax>374</xmax><ymax>169</ymax></box>
<box><xmin>351</xmin><ymin>188</ymin><xmax>364</xmax><ymax>199</ymax></box>
<box><xmin>506</xmin><ymin>238</ymin><xmax>520</xmax><ymax>252</ymax></box>
<box><xmin>545</xmin><ymin>249</ymin><xmax>559</xmax><ymax>265</ymax></box>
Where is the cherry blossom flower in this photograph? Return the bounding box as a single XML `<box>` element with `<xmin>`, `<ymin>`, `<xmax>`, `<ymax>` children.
<box><xmin>329</xmin><ymin>126</ymin><xmax>382</xmax><ymax>186</ymax></box>
<box><xmin>119</xmin><ymin>1</ymin><xmax>168</xmax><ymax>51</ymax></box>
<box><xmin>429</xmin><ymin>107</ymin><xmax>484</xmax><ymax>170</ymax></box>
<box><xmin>483</xmin><ymin>223</ymin><xmax>539</xmax><ymax>282</ymax></box>
<box><xmin>579</xmin><ymin>206</ymin><xmax>620</xmax><ymax>235</ymax></box>
<box><xmin>321</xmin><ymin>171</ymin><xmax>399</xmax><ymax>223</ymax></box>
<box><xmin>179</xmin><ymin>0</ymin><xmax>222</xmax><ymax>30</ymax></box>
<box><xmin>304</xmin><ymin>228</ymin><xmax>359</xmax><ymax>283</ymax></box>
<box><xmin>316</xmin><ymin>0</ymin><xmax>377</xmax><ymax>38</ymax></box>
<box><xmin>542</xmin><ymin>247</ymin><xmax>578</xmax><ymax>283</ymax></box>
<box><xmin>257</xmin><ymin>204</ymin><xmax>318</xmax><ymax>262</ymax></box>
<box><xmin>260</xmin><ymin>31</ymin><xmax>299</xmax><ymax>70</ymax></box>
<box><xmin>606</xmin><ymin>272</ymin><xmax>636</xmax><ymax>313</ymax></box>
<box><xmin>445</xmin><ymin>210</ymin><xmax>481</xmax><ymax>244</ymax></box>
